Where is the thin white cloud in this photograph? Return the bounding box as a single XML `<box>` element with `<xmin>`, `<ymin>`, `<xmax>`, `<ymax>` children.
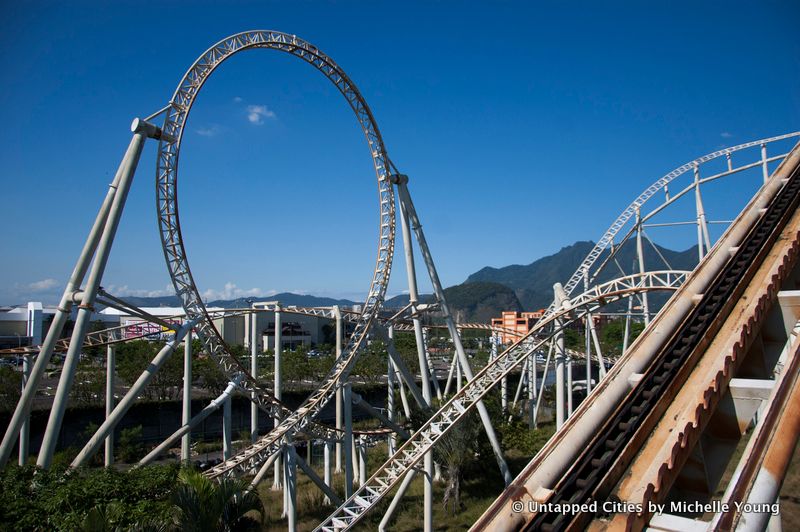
<box><xmin>246</xmin><ymin>104</ymin><xmax>276</xmax><ymax>125</ymax></box>
<box><xmin>201</xmin><ymin>282</ymin><xmax>277</xmax><ymax>301</ymax></box>
<box><xmin>28</xmin><ymin>278</ymin><xmax>59</xmax><ymax>292</ymax></box>
<box><xmin>105</xmin><ymin>284</ymin><xmax>176</xmax><ymax>298</ymax></box>
<box><xmin>720</xmin><ymin>132</ymin><xmax>733</xmax><ymax>138</ymax></box>
<box><xmin>196</xmin><ymin>125</ymin><xmax>221</xmax><ymax>137</ymax></box>
<box><xmin>233</xmin><ymin>96</ymin><xmax>243</xmax><ymax>103</ymax></box>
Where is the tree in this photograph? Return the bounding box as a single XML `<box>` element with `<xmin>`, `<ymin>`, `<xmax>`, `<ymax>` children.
<box><xmin>436</xmin><ymin>412</ymin><xmax>479</xmax><ymax>514</ymax></box>
<box><xmin>0</xmin><ymin>366</ymin><xmax>21</xmax><ymax>411</ymax></box>
<box><xmin>170</xmin><ymin>468</ymin><xmax>263</xmax><ymax>531</ymax></box>
<box><xmin>600</xmin><ymin>318</ymin><xmax>645</xmax><ymax>357</ymax></box>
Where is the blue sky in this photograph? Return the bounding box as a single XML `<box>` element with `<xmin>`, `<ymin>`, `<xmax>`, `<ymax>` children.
<box><xmin>1</xmin><ymin>1</ymin><xmax>799</xmax><ymax>306</ymax></box>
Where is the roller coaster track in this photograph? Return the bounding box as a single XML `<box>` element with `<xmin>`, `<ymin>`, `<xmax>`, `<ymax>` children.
<box><xmin>313</xmin><ymin>270</ymin><xmax>688</xmax><ymax>530</ymax></box>
<box><xmin>473</xmin><ymin>141</ymin><xmax>800</xmax><ymax>532</ymax></box>
<box><xmin>553</xmin><ymin>132</ymin><xmax>800</xmax><ymax>313</ymax></box>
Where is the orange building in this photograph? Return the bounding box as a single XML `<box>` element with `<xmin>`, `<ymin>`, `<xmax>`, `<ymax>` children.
<box><xmin>491</xmin><ymin>310</ymin><xmax>546</xmax><ymax>344</ymax></box>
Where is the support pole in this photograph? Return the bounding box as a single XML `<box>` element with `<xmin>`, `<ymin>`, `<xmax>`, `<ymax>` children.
<box><xmin>443</xmin><ymin>350</ymin><xmax>458</xmax><ymax>396</ymax></box>
<box><xmin>181</xmin><ymin>327</ymin><xmax>192</xmax><ymax>461</ymax></box>
<box><xmin>623</xmin><ymin>295</ymin><xmax>634</xmax><ymax>354</ymax></box>
<box><xmin>250</xmin><ymin>309</ymin><xmax>258</xmax><ymax>443</ymax></box>
<box><xmin>334</xmin><ymin>305</ymin><xmax>343</xmax><ymax>473</ymax></box>
<box><xmin>71</xmin><ymin>320</ymin><xmax>194</xmax><ymax>467</ymax></box>
<box><xmin>498</xmin><ymin>335</ymin><xmax>507</xmax><ymax>415</ymax></box>
<box><xmin>0</xmin><ymin>122</ymin><xmax>155</xmax><ymax>468</ymax></box>
<box><xmin>222</xmin><ymin>395</ymin><xmax>232</xmax><ymax>461</ymax></box>
<box><xmin>554</xmin><ymin>284</ymin><xmax>567</xmax><ymax>430</ymax></box>
<box><xmin>357</xmin><ymin>436</ymin><xmax>367</xmax><ymax>487</ymax></box>
<box><xmin>567</xmin><ymin>356</ymin><xmax>573</xmax><ymax>416</ymax></box>
<box><xmin>395</xmin><ymin>178</ymin><xmax>512</xmax><ymax>485</ymax></box>
<box><xmin>761</xmin><ymin>143</ymin><xmax>769</xmax><ymax>183</ymax></box>
<box><xmin>140</xmin><ymin>377</ymin><xmax>240</xmax><ymax>466</ymax></box>
<box><xmin>528</xmin><ymin>350</ymin><xmax>537</xmax><ymax>428</ymax></box>
<box><xmin>635</xmin><ymin>207</ymin><xmax>650</xmax><ymax>326</ymax></box>
<box><xmin>273</xmin><ymin>304</ymin><xmax>283</xmax><ymax>490</ymax></box>
<box><xmin>104</xmin><ymin>345</ymin><xmax>115</xmax><ymax>467</ymax></box>
<box><xmin>583</xmin><ymin>272</ymin><xmax>593</xmax><ymax>395</ymax></box>
<box><xmin>694</xmin><ymin>164</ymin><xmax>712</xmax><ymax>259</ymax></box>
<box><xmin>323</xmin><ymin>439</ymin><xmax>333</xmax><ymax>505</ymax></box>
<box><xmin>18</xmin><ymin>354</ymin><xmax>31</xmax><ymax>466</ymax></box>
<box><xmin>284</xmin><ymin>435</ymin><xmax>297</xmax><ymax>532</ymax></box>
<box><xmin>296</xmin><ymin>450</ymin><xmax>342</xmax><ymax>506</ymax></box>
<box><xmin>387</xmin><ymin>344</ymin><xmax>396</xmax><ymax>455</ymax></box>
<box><xmin>378</xmin><ymin>470</ymin><xmax>418</xmax><ymax>532</ymax></box>
<box><xmin>36</xmin><ymin>123</ymin><xmax>150</xmax><ymax>469</ymax></box>
<box><xmin>422</xmin><ymin>328</ymin><xmax>442</xmax><ymax>400</ymax></box>
<box><xmin>343</xmin><ymin>382</ymin><xmax>354</xmax><ymax>498</ymax></box>
<box><xmin>250</xmin><ymin>449</ymin><xmax>281</xmax><ymax>489</ymax></box>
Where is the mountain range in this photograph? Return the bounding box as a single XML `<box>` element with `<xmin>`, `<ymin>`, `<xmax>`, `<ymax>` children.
<box><xmin>465</xmin><ymin>240</ymin><xmax>698</xmax><ymax>310</ymax></box>
<box><xmin>119</xmin><ymin>240</ymin><xmax>696</xmax><ymax>323</ymax></box>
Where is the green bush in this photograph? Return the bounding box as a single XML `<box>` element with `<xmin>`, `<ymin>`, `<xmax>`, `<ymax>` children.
<box><xmin>0</xmin><ymin>463</ymin><xmax>178</xmax><ymax>531</ymax></box>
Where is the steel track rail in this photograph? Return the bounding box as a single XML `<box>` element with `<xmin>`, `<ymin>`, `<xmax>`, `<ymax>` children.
<box><xmin>553</xmin><ymin>132</ymin><xmax>800</xmax><ymax>317</ymax></box>
<box><xmin>523</xmin><ymin>154</ymin><xmax>800</xmax><ymax>531</ymax></box>
<box><xmin>153</xmin><ymin>31</ymin><xmax>396</xmax><ymax>453</ymax></box>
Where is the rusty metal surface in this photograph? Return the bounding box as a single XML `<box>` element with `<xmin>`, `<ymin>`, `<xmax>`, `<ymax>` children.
<box><xmin>521</xmin><ymin>152</ymin><xmax>800</xmax><ymax>531</ymax></box>
<box><xmin>595</xmin><ymin>192</ymin><xmax>800</xmax><ymax>531</ymax></box>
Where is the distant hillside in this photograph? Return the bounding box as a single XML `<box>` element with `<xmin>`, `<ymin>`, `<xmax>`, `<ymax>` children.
<box><xmin>466</xmin><ymin>240</ymin><xmax>697</xmax><ymax>310</ymax></box>
<box><xmin>383</xmin><ymin>282</ymin><xmax>522</xmax><ymax>323</ymax></box>
<box><xmin>207</xmin><ymin>293</ymin><xmax>357</xmax><ymax>309</ymax></box>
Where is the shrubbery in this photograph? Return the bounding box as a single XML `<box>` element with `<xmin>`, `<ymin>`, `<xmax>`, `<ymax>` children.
<box><xmin>0</xmin><ymin>464</ymin><xmax>179</xmax><ymax>531</ymax></box>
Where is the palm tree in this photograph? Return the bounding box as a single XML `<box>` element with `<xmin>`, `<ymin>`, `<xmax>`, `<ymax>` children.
<box><xmin>170</xmin><ymin>469</ymin><xmax>264</xmax><ymax>531</ymax></box>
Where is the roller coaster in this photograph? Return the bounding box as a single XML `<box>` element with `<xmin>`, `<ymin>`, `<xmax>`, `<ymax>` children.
<box><xmin>1</xmin><ymin>30</ymin><xmax>799</xmax><ymax>532</ymax></box>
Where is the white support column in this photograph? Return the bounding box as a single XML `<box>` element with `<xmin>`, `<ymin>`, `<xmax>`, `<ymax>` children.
<box><xmin>357</xmin><ymin>436</ymin><xmax>367</xmax><ymax>487</ymax></box>
<box><xmin>343</xmin><ymin>382</ymin><xmax>354</xmax><ymax>498</ymax></box>
<box><xmin>398</xmin><ymin>191</ymin><xmax>434</xmax><ymax>532</ymax></box>
<box><xmin>140</xmin><ymin>377</ymin><xmax>241</xmax><ymax>466</ymax></box>
<box><xmin>284</xmin><ymin>436</ymin><xmax>297</xmax><ymax>532</ymax></box>
<box><xmin>528</xmin><ymin>350</ymin><xmax>537</xmax><ymax>428</ymax></box>
<box><xmin>623</xmin><ymin>295</ymin><xmax>634</xmax><ymax>354</ymax></box>
<box><xmin>694</xmin><ymin>164</ymin><xmax>712</xmax><ymax>259</ymax></box>
<box><xmin>583</xmin><ymin>273</ymin><xmax>593</xmax><ymax>395</ymax></box>
<box><xmin>387</xmin><ymin>330</ymin><xmax>397</xmax><ymax>455</ymax></box>
<box><xmin>273</xmin><ymin>304</ymin><xmax>283</xmax><ymax>490</ymax></box>
<box><xmin>379</xmin><ymin>469</ymin><xmax>418</xmax><ymax>532</ymax></box>
<box><xmin>323</xmin><ymin>439</ymin><xmax>333</xmax><ymax>505</ymax></box>
<box><xmin>395</xmin><ymin>179</ymin><xmax>511</xmax><ymax>485</ymax></box>
<box><xmin>635</xmin><ymin>207</ymin><xmax>651</xmax><ymax>326</ymax></box>
<box><xmin>222</xmin><ymin>394</ymin><xmax>232</xmax><ymax>461</ymax></box>
<box><xmin>554</xmin><ymin>284</ymin><xmax>567</xmax><ymax>430</ymax></box>
<box><xmin>18</xmin><ymin>354</ymin><xmax>31</xmax><ymax>466</ymax></box>
<box><xmin>567</xmin><ymin>357</ymin><xmax>573</xmax><ymax>416</ymax></box>
<box><xmin>443</xmin><ymin>350</ymin><xmax>458</xmax><ymax>396</ymax></box>
<box><xmin>71</xmin><ymin>320</ymin><xmax>194</xmax><ymax>467</ymax></box>
<box><xmin>36</xmin><ymin>125</ymin><xmax>149</xmax><ymax>470</ymax></box>
<box><xmin>334</xmin><ymin>305</ymin><xmax>343</xmax><ymax>473</ymax></box>
<box><xmin>499</xmin><ymin>336</ymin><xmax>508</xmax><ymax>416</ymax></box>
<box><xmin>104</xmin><ymin>345</ymin><xmax>115</xmax><ymax>467</ymax></box>
<box><xmin>0</xmin><ymin>126</ymin><xmax>152</xmax><ymax>469</ymax></box>
<box><xmin>422</xmin><ymin>328</ymin><xmax>442</xmax><ymax>400</ymax></box>
<box><xmin>181</xmin><ymin>328</ymin><xmax>192</xmax><ymax>462</ymax></box>
<box><xmin>761</xmin><ymin>143</ymin><xmax>769</xmax><ymax>182</ymax></box>
<box><xmin>250</xmin><ymin>309</ymin><xmax>258</xmax><ymax>443</ymax></box>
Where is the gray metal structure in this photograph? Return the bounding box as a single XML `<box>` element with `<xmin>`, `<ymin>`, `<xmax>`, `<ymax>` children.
<box><xmin>1</xmin><ymin>28</ymin><xmax>798</xmax><ymax>532</ymax></box>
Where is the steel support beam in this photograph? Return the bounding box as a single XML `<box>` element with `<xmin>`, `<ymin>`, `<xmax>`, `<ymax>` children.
<box><xmin>181</xmin><ymin>327</ymin><xmax>192</xmax><ymax>461</ymax></box>
<box><xmin>36</xmin><ymin>124</ymin><xmax>149</xmax><ymax>469</ymax></box>
<box><xmin>71</xmin><ymin>319</ymin><xmax>195</xmax><ymax>467</ymax></box>
<box><xmin>104</xmin><ymin>345</ymin><xmax>115</xmax><ymax>467</ymax></box>
<box><xmin>395</xmin><ymin>178</ymin><xmax>512</xmax><ymax>485</ymax></box>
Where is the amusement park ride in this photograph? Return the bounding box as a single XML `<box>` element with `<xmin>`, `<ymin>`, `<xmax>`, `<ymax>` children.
<box><xmin>1</xmin><ymin>31</ymin><xmax>799</xmax><ymax>532</ymax></box>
